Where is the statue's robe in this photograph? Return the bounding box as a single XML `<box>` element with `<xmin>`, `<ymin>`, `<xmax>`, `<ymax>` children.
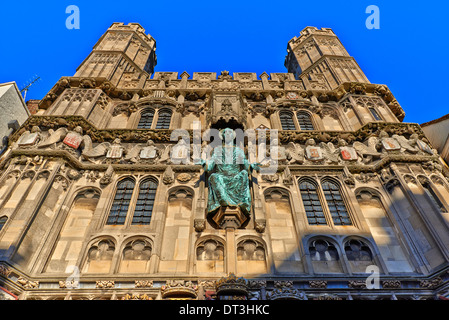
<box><xmin>204</xmin><ymin>145</ymin><xmax>252</xmax><ymax>217</ymax></box>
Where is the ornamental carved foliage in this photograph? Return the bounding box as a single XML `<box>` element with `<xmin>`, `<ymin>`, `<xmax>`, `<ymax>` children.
<box><xmin>96</xmin><ymin>280</ymin><xmax>115</xmax><ymax>289</ymax></box>
<box><xmin>419</xmin><ymin>277</ymin><xmax>442</xmax><ymax>289</ymax></box>
<box><xmin>161</xmin><ymin>280</ymin><xmax>198</xmax><ymax>299</ymax></box>
<box><xmin>382</xmin><ymin>280</ymin><xmax>401</xmax><ymax>289</ymax></box>
<box><xmin>308</xmin><ymin>280</ymin><xmax>327</xmax><ymax>289</ymax></box>
<box><xmin>112</xmin><ymin>102</ymin><xmax>138</xmax><ymax>117</ymax></box>
<box><xmin>268</xmin><ymin>281</ymin><xmax>307</xmax><ymax>300</ymax></box>
<box><xmin>122</xmin><ymin>293</ymin><xmax>153</xmax><ymax>300</ymax></box>
<box><xmin>348</xmin><ymin>280</ymin><xmax>367</xmax><ymax>289</ymax></box>
<box><xmin>17</xmin><ymin>277</ymin><xmax>39</xmax><ymax>289</ymax></box>
<box><xmin>135</xmin><ymin>280</ymin><xmax>153</xmax><ymax>288</ymax></box>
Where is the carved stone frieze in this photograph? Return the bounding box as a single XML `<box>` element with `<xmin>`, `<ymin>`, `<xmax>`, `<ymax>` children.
<box><xmin>96</xmin><ymin>280</ymin><xmax>115</xmax><ymax>289</ymax></box>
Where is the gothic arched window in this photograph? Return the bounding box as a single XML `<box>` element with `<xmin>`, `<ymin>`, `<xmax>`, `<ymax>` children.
<box><xmin>0</xmin><ymin>216</ymin><xmax>7</xmax><ymax>232</ymax></box>
<box><xmin>299</xmin><ymin>179</ymin><xmax>326</xmax><ymax>225</ymax></box>
<box><xmin>422</xmin><ymin>181</ymin><xmax>447</xmax><ymax>213</ymax></box>
<box><xmin>321</xmin><ymin>180</ymin><xmax>352</xmax><ymax>225</ymax></box>
<box><xmin>137</xmin><ymin>109</ymin><xmax>155</xmax><ymax>129</ymax></box>
<box><xmin>297</xmin><ymin>111</ymin><xmax>314</xmax><ymax>130</ymax></box>
<box><xmin>309</xmin><ymin>239</ymin><xmax>339</xmax><ymax>261</ymax></box>
<box><xmin>279</xmin><ymin>111</ymin><xmax>296</xmax><ymax>130</ymax></box>
<box><xmin>107</xmin><ymin>178</ymin><xmax>135</xmax><ymax>225</ymax></box>
<box><xmin>132</xmin><ymin>178</ymin><xmax>158</xmax><ymax>225</ymax></box>
<box><xmin>155</xmin><ymin>109</ymin><xmax>172</xmax><ymax>129</ymax></box>
<box><xmin>369</xmin><ymin>107</ymin><xmax>382</xmax><ymax>121</ymax></box>
<box><xmin>344</xmin><ymin>239</ymin><xmax>373</xmax><ymax>261</ymax></box>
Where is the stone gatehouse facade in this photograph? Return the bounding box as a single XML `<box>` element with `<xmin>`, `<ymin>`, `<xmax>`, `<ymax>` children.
<box><xmin>0</xmin><ymin>23</ymin><xmax>448</xmax><ymax>300</ymax></box>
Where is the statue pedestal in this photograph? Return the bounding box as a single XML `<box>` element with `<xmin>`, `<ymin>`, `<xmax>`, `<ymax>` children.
<box><xmin>212</xmin><ymin>206</ymin><xmax>248</xmax><ymax>230</ymax></box>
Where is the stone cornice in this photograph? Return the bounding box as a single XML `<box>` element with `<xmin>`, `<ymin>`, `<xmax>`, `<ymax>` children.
<box><xmin>11</xmin><ymin>116</ymin><xmax>422</xmax><ymax>147</ymax></box>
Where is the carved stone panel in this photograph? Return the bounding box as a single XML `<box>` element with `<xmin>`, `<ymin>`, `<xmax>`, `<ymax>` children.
<box><xmin>209</xmin><ymin>93</ymin><xmax>247</xmax><ymax>127</ymax></box>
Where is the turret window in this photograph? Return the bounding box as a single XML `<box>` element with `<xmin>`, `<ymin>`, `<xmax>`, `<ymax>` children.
<box><xmin>137</xmin><ymin>109</ymin><xmax>155</xmax><ymax>129</ymax></box>
<box><xmin>155</xmin><ymin>109</ymin><xmax>173</xmax><ymax>129</ymax></box>
<box><xmin>136</xmin><ymin>105</ymin><xmax>173</xmax><ymax>129</ymax></box>
<box><xmin>280</xmin><ymin>110</ymin><xmax>315</xmax><ymax>130</ymax></box>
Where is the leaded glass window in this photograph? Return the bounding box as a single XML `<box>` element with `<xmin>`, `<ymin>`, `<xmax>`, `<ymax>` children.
<box><xmin>155</xmin><ymin>110</ymin><xmax>172</xmax><ymax>129</ymax></box>
<box><xmin>299</xmin><ymin>180</ymin><xmax>326</xmax><ymax>225</ymax></box>
<box><xmin>132</xmin><ymin>178</ymin><xmax>158</xmax><ymax>225</ymax></box>
<box><xmin>297</xmin><ymin>111</ymin><xmax>314</xmax><ymax>130</ymax></box>
<box><xmin>322</xmin><ymin>181</ymin><xmax>352</xmax><ymax>225</ymax></box>
<box><xmin>280</xmin><ymin>111</ymin><xmax>296</xmax><ymax>130</ymax></box>
<box><xmin>107</xmin><ymin>178</ymin><xmax>135</xmax><ymax>225</ymax></box>
<box><xmin>138</xmin><ymin>109</ymin><xmax>155</xmax><ymax>129</ymax></box>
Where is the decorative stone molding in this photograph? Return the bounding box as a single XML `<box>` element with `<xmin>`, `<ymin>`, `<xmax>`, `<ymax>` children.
<box><xmin>17</xmin><ymin>277</ymin><xmax>39</xmax><ymax>289</ymax></box>
<box><xmin>348</xmin><ymin>280</ymin><xmax>367</xmax><ymax>289</ymax></box>
<box><xmin>59</xmin><ymin>280</ymin><xmax>79</xmax><ymax>289</ymax></box>
<box><xmin>161</xmin><ymin>280</ymin><xmax>198</xmax><ymax>299</ymax></box>
<box><xmin>268</xmin><ymin>281</ymin><xmax>307</xmax><ymax>300</ymax></box>
<box><xmin>216</xmin><ymin>273</ymin><xmax>248</xmax><ymax>297</ymax></box>
<box><xmin>313</xmin><ymin>294</ymin><xmax>342</xmax><ymax>300</ymax></box>
<box><xmin>162</xmin><ymin>166</ymin><xmax>175</xmax><ymax>185</ymax></box>
<box><xmin>382</xmin><ymin>280</ymin><xmax>401</xmax><ymax>289</ymax></box>
<box><xmin>255</xmin><ymin>220</ymin><xmax>266</xmax><ymax>233</ymax></box>
<box><xmin>176</xmin><ymin>172</ymin><xmax>192</xmax><ymax>183</ymax></box>
<box><xmin>122</xmin><ymin>293</ymin><xmax>153</xmax><ymax>300</ymax></box>
<box><xmin>194</xmin><ymin>219</ymin><xmax>206</xmax><ymax>233</ymax></box>
<box><xmin>248</xmin><ymin>280</ymin><xmax>267</xmax><ymax>289</ymax></box>
<box><xmin>308</xmin><ymin>280</ymin><xmax>327</xmax><ymax>289</ymax></box>
<box><xmin>135</xmin><ymin>280</ymin><xmax>153</xmax><ymax>288</ymax></box>
<box><xmin>0</xmin><ymin>264</ymin><xmax>11</xmax><ymax>278</ymax></box>
<box><xmin>96</xmin><ymin>280</ymin><xmax>115</xmax><ymax>289</ymax></box>
<box><xmin>419</xmin><ymin>278</ymin><xmax>442</xmax><ymax>289</ymax></box>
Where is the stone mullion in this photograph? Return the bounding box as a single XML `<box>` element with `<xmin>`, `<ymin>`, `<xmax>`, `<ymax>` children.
<box><xmin>148</xmin><ymin>176</ymin><xmax>169</xmax><ymax>274</ymax></box>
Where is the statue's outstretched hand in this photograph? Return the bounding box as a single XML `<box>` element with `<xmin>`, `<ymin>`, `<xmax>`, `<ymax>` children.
<box><xmin>250</xmin><ymin>162</ymin><xmax>262</xmax><ymax>172</ymax></box>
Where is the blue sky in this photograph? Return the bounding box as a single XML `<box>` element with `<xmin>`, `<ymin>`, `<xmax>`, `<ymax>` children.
<box><xmin>0</xmin><ymin>0</ymin><xmax>448</xmax><ymax>124</ymax></box>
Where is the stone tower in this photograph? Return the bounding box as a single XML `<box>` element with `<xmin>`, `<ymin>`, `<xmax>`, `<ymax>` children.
<box><xmin>285</xmin><ymin>26</ymin><xmax>369</xmax><ymax>90</ymax></box>
<box><xmin>0</xmin><ymin>23</ymin><xmax>448</xmax><ymax>301</ymax></box>
<box><xmin>75</xmin><ymin>23</ymin><xmax>157</xmax><ymax>84</ymax></box>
